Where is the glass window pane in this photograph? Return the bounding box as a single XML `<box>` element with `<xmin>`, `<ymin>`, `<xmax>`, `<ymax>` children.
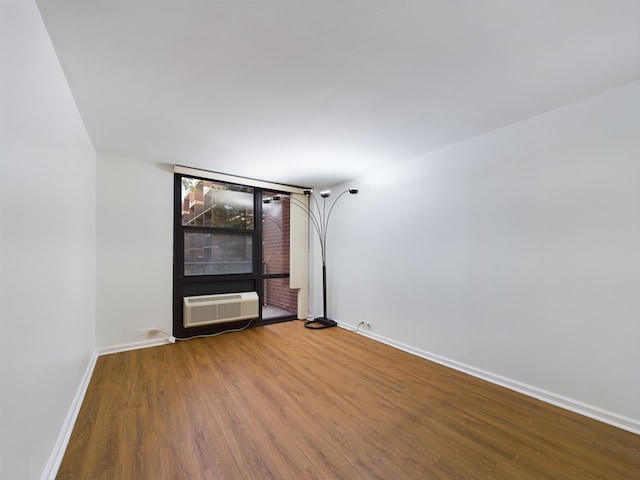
<box><xmin>262</xmin><ymin>192</ymin><xmax>290</xmax><ymax>274</ymax></box>
<box><xmin>181</xmin><ymin>178</ymin><xmax>254</xmax><ymax>229</ymax></box>
<box><xmin>184</xmin><ymin>232</ymin><xmax>253</xmax><ymax>275</ymax></box>
<box><xmin>262</xmin><ymin>278</ymin><xmax>297</xmax><ymax>320</ymax></box>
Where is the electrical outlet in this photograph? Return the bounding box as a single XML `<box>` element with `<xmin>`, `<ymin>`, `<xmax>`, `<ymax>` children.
<box><xmin>364</xmin><ymin>322</ymin><xmax>372</xmax><ymax>328</ymax></box>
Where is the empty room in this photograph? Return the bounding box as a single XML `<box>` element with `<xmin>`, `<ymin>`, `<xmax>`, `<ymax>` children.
<box><xmin>2</xmin><ymin>0</ymin><xmax>639</xmax><ymax>479</ymax></box>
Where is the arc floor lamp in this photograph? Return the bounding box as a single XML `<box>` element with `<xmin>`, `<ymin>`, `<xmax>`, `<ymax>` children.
<box><xmin>264</xmin><ymin>187</ymin><xmax>358</xmax><ymax>329</ymax></box>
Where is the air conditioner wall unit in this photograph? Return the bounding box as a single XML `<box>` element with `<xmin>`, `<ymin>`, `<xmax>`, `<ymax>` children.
<box><xmin>183</xmin><ymin>291</ymin><xmax>259</xmax><ymax>328</ymax></box>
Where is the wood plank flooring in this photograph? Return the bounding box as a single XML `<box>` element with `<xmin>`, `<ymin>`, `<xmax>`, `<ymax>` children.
<box><xmin>57</xmin><ymin>321</ymin><xmax>640</xmax><ymax>479</ymax></box>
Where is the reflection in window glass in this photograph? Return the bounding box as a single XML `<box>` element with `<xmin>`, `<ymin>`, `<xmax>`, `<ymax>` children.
<box><xmin>184</xmin><ymin>232</ymin><xmax>253</xmax><ymax>275</ymax></box>
<box><xmin>262</xmin><ymin>192</ymin><xmax>290</xmax><ymax>275</ymax></box>
<box><xmin>181</xmin><ymin>178</ymin><xmax>254</xmax><ymax>229</ymax></box>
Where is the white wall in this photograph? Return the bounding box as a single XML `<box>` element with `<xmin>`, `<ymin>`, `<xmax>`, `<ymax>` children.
<box><xmin>95</xmin><ymin>155</ymin><xmax>173</xmax><ymax>350</ymax></box>
<box><xmin>322</xmin><ymin>80</ymin><xmax>640</xmax><ymax>432</ymax></box>
<box><xmin>0</xmin><ymin>1</ymin><xmax>96</xmax><ymax>478</ymax></box>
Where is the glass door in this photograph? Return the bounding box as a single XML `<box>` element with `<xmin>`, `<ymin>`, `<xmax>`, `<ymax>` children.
<box><xmin>261</xmin><ymin>191</ymin><xmax>297</xmax><ymax>321</ymax></box>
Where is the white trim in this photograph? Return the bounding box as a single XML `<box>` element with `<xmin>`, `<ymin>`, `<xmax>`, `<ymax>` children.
<box><xmin>42</xmin><ymin>340</ymin><xmax>173</xmax><ymax>478</ymax></box>
<box><xmin>41</xmin><ymin>350</ymin><xmax>98</xmax><ymax>480</ymax></box>
<box><xmin>96</xmin><ymin>337</ymin><xmax>173</xmax><ymax>356</ymax></box>
<box><xmin>174</xmin><ymin>165</ymin><xmax>308</xmax><ymax>194</ymax></box>
<box><xmin>338</xmin><ymin>322</ymin><xmax>640</xmax><ymax>436</ymax></box>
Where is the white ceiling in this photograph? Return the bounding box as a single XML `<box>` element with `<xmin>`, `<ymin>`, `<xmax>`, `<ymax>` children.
<box><xmin>37</xmin><ymin>0</ymin><xmax>640</xmax><ymax>187</ymax></box>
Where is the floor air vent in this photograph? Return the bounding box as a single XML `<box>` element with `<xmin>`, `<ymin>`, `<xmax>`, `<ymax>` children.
<box><xmin>183</xmin><ymin>292</ymin><xmax>259</xmax><ymax>328</ymax></box>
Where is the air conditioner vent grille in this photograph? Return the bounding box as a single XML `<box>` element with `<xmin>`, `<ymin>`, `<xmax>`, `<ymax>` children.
<box><xmin>183</xmin><ymin>292</ymin><xmax>258</xmax><ymax>328</ymax></box>
<box><xmin>186</xmin><ymin>294</ymin><xmax>241</xmax><ymax>304</ymax></box>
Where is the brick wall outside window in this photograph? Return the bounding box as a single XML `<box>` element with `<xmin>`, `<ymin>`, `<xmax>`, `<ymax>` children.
<box><xmin>262</xmin><ymin>195</ymin><xmax>297</xmax><ymax>313</ymax></box>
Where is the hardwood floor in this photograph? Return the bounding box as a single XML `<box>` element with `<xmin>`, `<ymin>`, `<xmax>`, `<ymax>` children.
<box><xmin>57</xmin><ymin>321</ymin><xmax>640</xmax><ymax>479</ymax></box>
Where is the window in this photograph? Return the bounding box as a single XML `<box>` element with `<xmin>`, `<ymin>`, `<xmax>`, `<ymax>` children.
<box><xmin>180</xmin><ymin>178</ymin><xmax>254</xmax><ymax>276</ymax></box>
<box><xmin>184</xmin><ymin>232</ymin><xmax>253</xmax><ymax>275</ymax></box>
<box><xmin>174</xmin><ymin>171</ymin><xmax>306</xmax><ymax>338</ymax></box>
<box><xmin>262</xmin><ymin>191</ymin><xmax>297</xmax><ymax>320</ymax></box>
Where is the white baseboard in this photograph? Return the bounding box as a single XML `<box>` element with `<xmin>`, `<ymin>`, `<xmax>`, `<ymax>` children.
<box><xmin>339</xmin><ymin>323</ymin><xmax>640</xmax><ymax>436</ymax></box>
<box><xmin>40</xmin><ymin>350</ymin><xmax>98</xmax><ymax>480</ymax></box>
<box><xmin>40</xmin><ymin>338</ymin><xmax>172</xmax><ymax>479</ymax></box>
<box><xmin>97</xmin><ymin>337</ymin><xmax>173</xmax><ymax>356</ymax></box>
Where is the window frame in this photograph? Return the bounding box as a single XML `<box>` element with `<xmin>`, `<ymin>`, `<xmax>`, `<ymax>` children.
<box><xmin>179</xmin><ymin>177</ymin><xmax>256</xmax><ymax>278</ymax></box>
<box><xmin>173</xmin><ymin>171</ymin><xmax>307</xmax><ymax>338</ymax></box>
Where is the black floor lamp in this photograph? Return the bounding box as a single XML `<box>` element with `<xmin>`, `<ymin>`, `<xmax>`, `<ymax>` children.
<box><xmin>264</xmin><ymin>187</ymin><xmax>358</xmax><ymax>329</ymax></box>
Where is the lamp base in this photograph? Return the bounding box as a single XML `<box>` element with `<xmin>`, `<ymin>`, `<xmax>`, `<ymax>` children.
<box><xmin>304</xmin><ymin>317</ymin><xmax>338</xmax><ymax>329</ymax></box>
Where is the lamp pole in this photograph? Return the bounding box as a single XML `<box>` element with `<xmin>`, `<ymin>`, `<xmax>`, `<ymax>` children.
<box><xmin>264</xmin><ymin>187</ymin><xmax>358</xmax><ymax>329</ymax></box>
<box><xmin>293</xmin><ymin>188</ymin><xmax>359</xmax><ymax>329</ymax></box>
